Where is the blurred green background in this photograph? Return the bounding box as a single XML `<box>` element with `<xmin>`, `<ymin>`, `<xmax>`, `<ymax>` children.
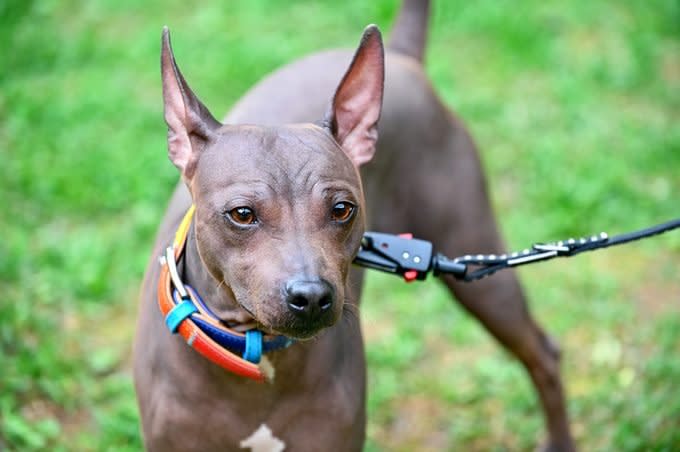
<box><xmin>1</xmin><ymin>0</ymin><xmax>678</xmax><ymax>450</ymax></box>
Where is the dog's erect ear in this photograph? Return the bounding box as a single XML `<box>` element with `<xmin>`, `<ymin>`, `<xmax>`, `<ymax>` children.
<box><xmin>161</xmin><ymin>27</ymin><xmax>221</xmax><ymax>183</ymax></box>
<box><xmin>325</xmin><ymin>25</ymin><xmax>385</xmax><ymax>167</ymax></box>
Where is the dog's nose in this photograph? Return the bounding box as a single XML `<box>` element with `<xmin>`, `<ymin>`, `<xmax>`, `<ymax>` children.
<box><xmin>285</xmin><ymin>279</ymin><xmax>334</xmax><ymax>319</ymax></box>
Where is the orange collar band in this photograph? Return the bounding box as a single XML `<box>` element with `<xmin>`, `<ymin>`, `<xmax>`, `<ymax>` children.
<box><xmin>157</xmin><ymin>205</ymin><xmax>278</xmax><ymax>382</ymax></box>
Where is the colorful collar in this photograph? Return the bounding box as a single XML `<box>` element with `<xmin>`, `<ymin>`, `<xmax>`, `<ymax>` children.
<box><xmin>157</xmin><ymin>205</ymin><xmax>291</xmax><ymax>382</ymax></box>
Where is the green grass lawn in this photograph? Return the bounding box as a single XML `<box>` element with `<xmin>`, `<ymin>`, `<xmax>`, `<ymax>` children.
<box><xmin>1</xmin><ymin>0</ymin><xmax>678</xmax><ymax>450</ymax></box>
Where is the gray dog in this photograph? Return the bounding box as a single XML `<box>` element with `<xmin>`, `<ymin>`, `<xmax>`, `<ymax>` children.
<box><xmin>134</xmin><ymin>1</ymin><xmax>575</xmax><ymax>450</ymax></box>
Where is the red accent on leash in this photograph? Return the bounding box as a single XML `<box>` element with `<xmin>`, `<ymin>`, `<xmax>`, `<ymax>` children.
<box><xmin>403</xmin><ymin>270</ymin><xmax>418</xmax><ymax>282</ymax></box>
<box><xmin>398</xmin><ymin>232</ymin><xmax>418</xmax><ymax>282</ymax></box>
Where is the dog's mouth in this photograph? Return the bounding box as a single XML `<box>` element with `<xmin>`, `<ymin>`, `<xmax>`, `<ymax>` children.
<box><xmin>232</xmin><ymin>298</ymin><xmax>339</xmax><ymax>341</ymax></box>
<box><xmin>276</xmin><ymin>317</ymin><xmax>336</xmax><ymax>340</ymax></box>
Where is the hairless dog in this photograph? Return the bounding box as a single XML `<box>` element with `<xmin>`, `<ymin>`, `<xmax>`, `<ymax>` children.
<box><xmin>134</xmin><ymin>1</ymin><xmax>575</xmax><ymax>450</ymax></box>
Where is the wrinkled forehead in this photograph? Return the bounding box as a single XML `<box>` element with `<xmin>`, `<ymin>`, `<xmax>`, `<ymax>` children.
<box><xmin>195</xmin><ymin>124</ymin><xmax>361</xmax><ymax>190</ymax></box>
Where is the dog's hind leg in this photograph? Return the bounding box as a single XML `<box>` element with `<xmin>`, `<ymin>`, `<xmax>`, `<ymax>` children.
<box><xmin>371</xmin><ymin>133</ymin><xmax>576</xmax><ymax>451</ymax></box>
<box><xmin>443</xmin><ymin>264</ymin><xmax>574</xmax><ymax>451</ymax></box>
<box><xmin>414</xmin><ymin>182</ymin><xmax>575</xmax><ymax>451</ymax></box>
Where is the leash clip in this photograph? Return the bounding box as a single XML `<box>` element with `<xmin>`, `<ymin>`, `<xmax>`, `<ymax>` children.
<box><xmin>354</xmin><ymin>232</ymin><xmax>434</xmax><ymax>281</ymax></box>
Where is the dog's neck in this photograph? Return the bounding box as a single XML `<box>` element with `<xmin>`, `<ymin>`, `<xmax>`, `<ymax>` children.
<box><xmin>182</xmin><ymin>223</ymin><xmax>257</xmax><ymax>329</ymax></box>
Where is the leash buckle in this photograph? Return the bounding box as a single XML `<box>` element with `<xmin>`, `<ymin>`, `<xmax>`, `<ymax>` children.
<box><xmin>354</xmin><ymin>232</ymin><xmax>434</xmax><ymax>281</ymax></box>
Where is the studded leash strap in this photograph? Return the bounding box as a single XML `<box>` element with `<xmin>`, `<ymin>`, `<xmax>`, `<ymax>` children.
<box><xmin>354</xmin><ymin>217</ymin><xmax>680</xmax><ymax>282</ymax></box>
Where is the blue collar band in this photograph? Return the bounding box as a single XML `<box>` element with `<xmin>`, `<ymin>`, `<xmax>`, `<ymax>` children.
<box><xmin>171</xmin><ymin>286</ymin><xmax>292</xmax><ymax>364</ymax></box>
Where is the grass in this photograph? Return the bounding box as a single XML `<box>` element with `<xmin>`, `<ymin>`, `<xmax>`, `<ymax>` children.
<box><xmin>1</xmin><ymin>0</ymin><xmax>678</xmax><ymax>450</ymax></box>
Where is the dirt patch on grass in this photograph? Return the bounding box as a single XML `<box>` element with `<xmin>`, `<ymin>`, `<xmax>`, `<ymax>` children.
<box><xmin>633</xmin><ymin>279</ymin><xmax>680</xmax><ymax>321</ymax></box>
<box><xmin>372</xmin><ymin>395</ymin><xmax>451</xmax><ymax>452</ymax></box>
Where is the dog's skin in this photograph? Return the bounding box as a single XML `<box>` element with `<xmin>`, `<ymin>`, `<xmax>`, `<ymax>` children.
<box><xmin>134</xmin><ymin>1</ymin><xmax>575</xmax><ymax>450</ymax></box>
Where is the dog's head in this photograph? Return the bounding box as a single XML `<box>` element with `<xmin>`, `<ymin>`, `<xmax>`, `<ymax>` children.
<box><xmin>160</xmin><ymin>26</ymin><xmax>384</xmax><ymax>339</ymax></box>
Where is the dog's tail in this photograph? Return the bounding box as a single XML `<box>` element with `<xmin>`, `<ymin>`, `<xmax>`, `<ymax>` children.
<box><xmin>388</xmin><ymin>0</ymin><xmax>430</xmax><ymax>63</ymax></box>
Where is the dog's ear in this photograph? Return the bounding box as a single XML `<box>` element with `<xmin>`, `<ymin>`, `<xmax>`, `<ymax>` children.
<box><xmin>161</xmin><ymin>27</ymin><xmax>221</xmax><ymax>183</ymax></box>
<box><xmin>325</xmin><ymin>25</ymin><xmax>385</xmax><ymax>167</ymax></box>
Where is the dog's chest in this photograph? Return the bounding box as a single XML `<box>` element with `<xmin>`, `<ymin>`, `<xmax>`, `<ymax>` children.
<box><xmin>148</xmin><ymin>373</ymin><xmax>365</xmax><ymax>451</ymax></box>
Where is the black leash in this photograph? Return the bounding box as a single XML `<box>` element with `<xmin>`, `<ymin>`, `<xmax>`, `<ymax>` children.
<box><xmin>354</xmin><ymin>217</ymin><xmax>680</xmax><ymax>282</ymax></box>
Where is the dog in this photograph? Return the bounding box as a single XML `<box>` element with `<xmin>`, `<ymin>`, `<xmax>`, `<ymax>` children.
<box><xmin>133</xmin><ymin>1</ymin><xmax>575</xmax><ymax>450</ymax></box>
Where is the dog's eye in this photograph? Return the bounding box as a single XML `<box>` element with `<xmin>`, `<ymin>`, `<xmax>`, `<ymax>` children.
<box><xmin>228</xmin><ymin>206</ymin><xmax>257</xmax><ymax>225</ymax></box>
<box><xmin>331</xmin><ymin>202</ymin><xmax>355</xmax><ymax>223</ymax></box>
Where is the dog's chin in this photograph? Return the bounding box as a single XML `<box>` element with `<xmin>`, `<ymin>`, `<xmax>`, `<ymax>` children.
<box><xmin>277</xmin><ymin>322</ymin><xmax>332</xmax><ymax>341</ymax></box>
<box><xmin>250</xmin><ymin>311</ymin><xmax>340</xmax><ymax>340</ymax></box>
